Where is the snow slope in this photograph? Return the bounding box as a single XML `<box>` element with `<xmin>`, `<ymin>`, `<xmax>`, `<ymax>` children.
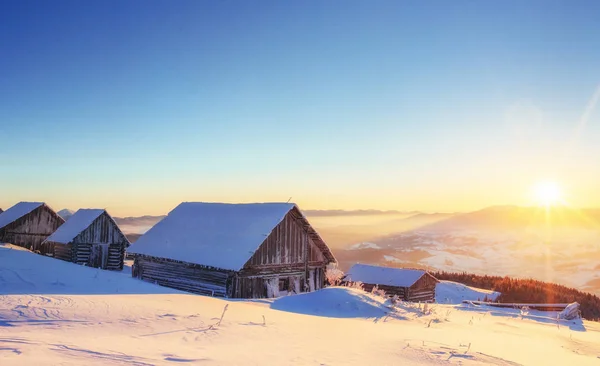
<box><xmin>436</xmin><ymin>280</ymin><xmax>501</xmax><ymax>304</ymax></box>
<box><xmin>0</xmin><ymin>244</ymin><xmax>178</xmax><ymax>295</ymax></box>
<box><xmin>2</xmin><ymin>244</ymin><xmax>600</xmax><ymax>365</ymax></box>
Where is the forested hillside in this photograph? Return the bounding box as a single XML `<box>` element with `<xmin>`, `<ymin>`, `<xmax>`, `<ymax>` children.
<box><xmin>433</xmin><ymin>271</ymin><xmax>600</xmax><ymax>321</ymax></box>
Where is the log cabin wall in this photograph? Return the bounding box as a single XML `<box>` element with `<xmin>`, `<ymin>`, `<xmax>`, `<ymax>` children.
<box><xmin>70</xmin><ymin>212</ymin><xmax>128</xmax><ymax>270</ymax></box>
<box><xmin>233</xmin><ymin>208</ymin><xmax>331</xmax><ymax>298</ymax></box>
<box><xmin>243</xmin><ymin>210</ymin><xmax>326</xmax><ymax>267</ymax></box>
<box><xmin>52</xmin><ymin>243</ymin><xmax>74</xmax><ymax>262</ymax></box>
<box><xmin>360</xmin><ymin>283</ymin><xmax>408</xmax><ymax>299</ymax></box>
<box><xmin>48</xmin><ymin>212</ymin><xmax>128</xmax><ymax>270</ymax></box>
<box><xmin>127</xmin><ymin>205</ymin><xmax>334</xmax><ymax>299</ymax></box>
<box><xmin>357</xmin><ymin>273</ymin><xmax>438</xmax><ymax>303</ymax></box>
<box><xmin>407</xmin><ymin>273</ymin><xmax>438</xmax><ymax>303</ymax></box>
<box><xmin>1</xmin><ymin>205</ymin><xmax>64</xmax><ymax>250</ymax></box>
<box><xmin>73</xmin><ymin>212</ymin><xmax>128</xmax><ymax>246</ymax></box>
<box><xmin>133</xmin><ymin>255</ymin><xmax>231</xmax><ymax>297</ymax></box>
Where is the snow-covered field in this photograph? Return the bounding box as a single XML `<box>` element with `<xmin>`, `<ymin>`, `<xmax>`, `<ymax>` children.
<box><xmin>436</xmin><ymin>281</ymin><xmax>501</xmax><ymax>304</ymax></box>
<box><xmin>2</xmin><ymin>244</ymin><xmax>600</xmax><ymax>365</ymax></box>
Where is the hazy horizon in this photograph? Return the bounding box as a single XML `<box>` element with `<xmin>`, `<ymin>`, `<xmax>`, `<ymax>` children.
<box><xmin>3</xmin><ymin>200</ymin><xmax>600</xmax><ymax>218</ymax></box>
<box><xmin>3</xmin><ymin>201</ymin><xmax>600</xmax><ymax>218</ymax></box>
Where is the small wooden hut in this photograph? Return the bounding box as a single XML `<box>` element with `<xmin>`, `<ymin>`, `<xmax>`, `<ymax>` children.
<box><xmin>42</xmin><ymin>209</ymin><xmax>130</xmax><ymax>270</ymax></box>
<box><xmin>127</xmin><ymin>202</ymin><xmax>336</xmax><ymax>298</ymax></box>
<box><xmin>0</xmin><ymin>202</ymin><xmax>64</xmax><ymax>250</ymax></box>
<box><xmin>345</xmin><ymin>264</ymin><xmax>439</xmax><ymax>302</ymax></box>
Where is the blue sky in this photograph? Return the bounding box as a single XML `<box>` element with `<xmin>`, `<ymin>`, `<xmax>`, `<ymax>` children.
<box><xmin>1</xmin><ymin>1</ymin><xmax>599</xmax><ymax>215</ymax></box>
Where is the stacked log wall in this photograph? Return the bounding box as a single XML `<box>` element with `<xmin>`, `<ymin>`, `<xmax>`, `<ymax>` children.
<box><xmin>356</xmin><ymin>273</ymin><xmax>439</xmax><ymax>303</ymax></box>
<box><xmin>70</xmin><ymin>212</ymin><xmax>128</xmax><ymax>270</ymax></box>
<box><xmin>407</xmin><ymin>273</ymin><xmax>439</xmax><ymax>303</ymax></box>
<box><xmin>235</xmin><ymin>208</ymin><xmax>331</xmax><ymax>298</ymax></box>
<box><xmin>133</xmin><ymin>255</ymin><xmax>231</xmax><ymax>297</ymax></box>
<box><xmin>49</xmin><ymin>212</ymin><xmax>128</xmax><ymax>270</ymax></box>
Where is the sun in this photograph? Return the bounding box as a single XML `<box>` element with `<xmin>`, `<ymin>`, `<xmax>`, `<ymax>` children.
<box><xmin>533</xmin><ymin>181</ymin><xmax>562</xmax><ymax>207</ymax></box>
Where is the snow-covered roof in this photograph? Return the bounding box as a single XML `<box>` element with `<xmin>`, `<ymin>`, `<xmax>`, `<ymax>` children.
<box><xmin>345</xmin><ymin>264</ymin><xmax>432</xmax><ymax>288</ymax></box>
<box><xmin>45</xmin><ymin>209</ymin><xmax>105</xmax><ymax>244</ymax></box>
<box><xmin>0</xmin><ymin>202</ymin><xmax>44</xmax><ymax>230</ymax></box>
<box><xmin>127</xmin><ymin>202</ymin><xmax>301</xmax><ymax>271</ymax></box>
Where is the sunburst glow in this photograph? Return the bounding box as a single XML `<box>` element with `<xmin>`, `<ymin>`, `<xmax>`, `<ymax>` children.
<box><xmin>533</xmin><ymin>181</ymin><xmax>562</xmax><ymax>207</ymax></box>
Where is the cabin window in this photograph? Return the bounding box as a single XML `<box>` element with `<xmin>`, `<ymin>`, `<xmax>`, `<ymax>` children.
<box><xmin>279</xmin><ymin>278</ymin><xmax>289</xmax><ymax>292</ymax></box>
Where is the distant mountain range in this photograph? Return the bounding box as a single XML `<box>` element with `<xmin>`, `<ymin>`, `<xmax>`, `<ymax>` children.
<box><xmin>57</xmin><ymin>209</ymin><xmax>75</xmax><ymax>220</ymax></box>
<box><xmin>303</xmin><ymin>209</ymin><xmax>420</xmax><ymax>217</ymax></box>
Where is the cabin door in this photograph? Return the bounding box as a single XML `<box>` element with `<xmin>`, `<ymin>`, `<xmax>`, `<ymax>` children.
<box><xmin>88</xmin><ymin>244</ymin><xmax>109</xmax><ymax>269</ymax></box>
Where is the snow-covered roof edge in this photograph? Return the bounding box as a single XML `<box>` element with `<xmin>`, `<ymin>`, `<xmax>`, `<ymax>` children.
<box><xmin>0</xmin><ymin>202</ymin><xmax>64</xmax><ymax>230</ymax></box>
<box><xmin>345</xmin><ymin>264</ymin><xmax>437</xmax><ymax>288</ymax></box>
<box><xmin>128</xmin><ymin>202</ymin><xmax>335</xmax><ymax>271</ymax></box>
<box><xmin>44</xmin><ymin>209</ymin><xmax>103</xmax><ymax>244</ymax></box>
<box><xmin>43</xmin><ymin>208</ymin><xmax>130</xmax><ymax>245</ymax></box>
<box><xmin>128</xmin><ymin>202</ymin><xmax>297</xmax><ymax>270</ymax></box>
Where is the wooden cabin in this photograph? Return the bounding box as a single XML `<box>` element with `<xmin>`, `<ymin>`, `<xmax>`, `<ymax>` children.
<box><xmin>127</xmin><ymin>202</ymin><xmax>336</xmax><ymax>298</ymax></box>
<box><xmin>41</xmin><ymin>209</ymin><xmax>130</xmax><ymax>270</ymax></box>
<box><xmin>345</xmin><ymin>264</ymin><xmax>439</xmax><ymax>302</ymax></box>
<box><xmin>0</xmin><ymin>202</ymin><xmax>64</xmax><ymax>250</ymax></box>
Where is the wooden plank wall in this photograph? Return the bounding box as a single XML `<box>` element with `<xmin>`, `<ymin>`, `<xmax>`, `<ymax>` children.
<box><xmin>231</xmin><ymin>267</ymin><xmax>325</xmax><ymax>298</ymax></box>
<box><xmin>73</xmin><ymin>212</ymin><xmax>129</xmax><ymax>247</ymax></box>
<box><xmin>70</xmin><ymin>212</ymin><xmax>128</xmax><ymax>270</ymax></box>
<box><xmin>52</xmin><ymin>242</ymin><xmax>73</xmax><ymax>262</ymax></box>
<box><xmin>233</xmin><ymin>209</ymin><xmax>330</xmax><ymax>298</ymax></box>
<box><xmin>407</xmin><ymin>273</ymin><xmax>438</xmax><ymax>303</ymax></box>
<box><xmin>361</xmin><ymin>283</ymin><xmax>408</xmax><ymax>298</ymax></box>
<box><xmin>244</xmin><ymin>210</ymin><xmax>326</xmax><ymax>268</ymax></box>
<box><xmin>50</xmin><ymin>242</ymin><xmax>124</xmax><ymax>270</ymax></box>
<box><xmin>134</xmin><ymin>256</ymin><xmax>231</xmax><ymax>297</ymax></box>
<box><xmin>1</xmin><ymin>205</ymin><xmax>64</xmax><ymax>250</ymax></box>
<box><xmin>358</xmin><ymin>274</ymin><xmax>438</xmax><ymax>303</ymax></box>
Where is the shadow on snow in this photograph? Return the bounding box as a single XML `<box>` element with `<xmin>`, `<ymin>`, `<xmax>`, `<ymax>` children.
<box><xmin>269</xmin><ymin>287</ymin><xmax>392</xmax><ymax>319</ymax></box>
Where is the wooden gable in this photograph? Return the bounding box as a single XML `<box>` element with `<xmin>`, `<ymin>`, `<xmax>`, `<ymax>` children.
<box><xmin>72</xmin><ymin>211</ymin><xmax>129</xmax><ymax>246</ymax></box>
<box><xmin>1</xmin><ymin>204</ymin><xmax>64</xmax><ymax>250</ymax></box>
<box><xmin>242</xmin><ymin>206</ymin><xmax>334</xmax><ymax>270</ymax></box>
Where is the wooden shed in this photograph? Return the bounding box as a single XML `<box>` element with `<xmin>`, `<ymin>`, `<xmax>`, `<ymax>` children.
<box><xmin>0</xmin><ymin>202</ymin><xmax>64</xmax><ymax>250</ymax></box>
<box><xmin>345</xmin><ymin>264</ymin><xmax>439</xmax><ymax>302</ymax></box>
<box><xmin>42</xmin><ymin>209</ymin><xmax>130</xmax><ymax>270</ymax></box>
<box><xmin>127</xmin><ymin>202</ymin><xmax>336</xmax><ymax>298</ymax></box>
